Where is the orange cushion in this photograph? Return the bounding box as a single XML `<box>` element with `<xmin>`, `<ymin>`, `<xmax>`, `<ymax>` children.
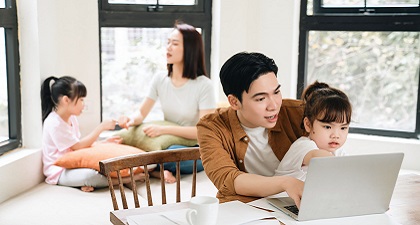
<box><xmin>54</xmin><ymin>142</ymin><xmax>145</xmax><ymax>178</ymax></box>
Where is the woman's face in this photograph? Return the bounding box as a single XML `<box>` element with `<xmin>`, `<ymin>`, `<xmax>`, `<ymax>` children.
<box><xmin>166</xmin><ymin>29</ymin><xmax>184</xmax><ymax>65</ymax></box>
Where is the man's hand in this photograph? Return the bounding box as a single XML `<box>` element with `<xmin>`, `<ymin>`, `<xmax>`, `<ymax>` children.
<box><xmin>283</xmin><ymin>176</ymin><xmax>304</xmax><ymax>209</ymax></box>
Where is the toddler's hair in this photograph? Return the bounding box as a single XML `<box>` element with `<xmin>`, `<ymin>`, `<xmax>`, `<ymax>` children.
<box><xmin>301</xmin><ymin>81</ymin><xmax>352</xmax><ymax>127</ymax></box>
<box><xmin>40</xmin><ymin>76</ymin><xmax>87</xmax><ymax>122</ymax></box>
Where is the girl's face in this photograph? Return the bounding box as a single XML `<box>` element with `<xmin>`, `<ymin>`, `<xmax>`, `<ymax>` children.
<box><xmin>232</xmin><ymin>72</ymin><xmax>282</xmax><ymax>128</ymax></box>
<box><xmin>69</xmin><ymin>97</ymin><xmax>85</xmax><ymax>116</ymax></box>
<box><xmin>304</xmin><ymin>117</ymin><xmax>349</xmax><ymax>152</ymax></box>
<box><xmin>166</xmin><ymin>29</ymin><xmax>184</xmax><ymax>66</ymax></box>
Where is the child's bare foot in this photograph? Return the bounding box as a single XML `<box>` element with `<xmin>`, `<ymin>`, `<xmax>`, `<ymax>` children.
<box><xmin>150</xmin><ymin>170</ymin><xmax>177</xmax><ymax>183</ymax></box>
<box><xmin>117</xmin><ymin>173</ymin><xmax>146</xmax><ymax>187</ymax></box>
<box><xmin>134</xmin><ymin>172</ymin><xmax>146</xmax><ymax>182</ymax></box>
<box><xmin>81</xmin><ymin>186</ymin><xmax>94</xmax><ymax>192</ymax></box>
<box><xmin>163</xmin><ymin>170</ymin><xmax>176</xmax><ymax>183</ymax></box>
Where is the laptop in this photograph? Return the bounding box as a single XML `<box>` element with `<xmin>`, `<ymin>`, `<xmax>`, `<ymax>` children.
<box><xmin>267</xmin><ymin>152</ymin><xmax>404</xmax><ymax>221</ymax></box>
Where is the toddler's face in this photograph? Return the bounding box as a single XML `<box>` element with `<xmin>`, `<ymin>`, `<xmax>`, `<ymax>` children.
<box><xmin>306</xmin><ymin>119</ymin><xmax>349</xmax><ymax>152</ymax></box>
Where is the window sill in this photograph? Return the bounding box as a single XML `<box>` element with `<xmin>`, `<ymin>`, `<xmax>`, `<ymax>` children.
<box><xmin>0</xmin><ymin>148</ymin><xmax>41</xmax><ymax>167</ymax></box>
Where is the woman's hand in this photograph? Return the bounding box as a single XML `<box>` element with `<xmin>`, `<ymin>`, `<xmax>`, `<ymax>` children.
<box><xmin>142</xmin><ymin>125</ymin><xmax>165</xmax><ymax>138</ymax></box>
<box><xmin>118</xmin><ymin>116</ymin><xmax>132</xmax><ymax>129</ymax></box>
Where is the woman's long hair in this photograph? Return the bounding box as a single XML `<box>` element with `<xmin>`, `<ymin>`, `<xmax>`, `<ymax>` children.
<box><xmin>167</xmin><ymin>21</ymin><xmax>207</xmax><ymax>79</ymax></box>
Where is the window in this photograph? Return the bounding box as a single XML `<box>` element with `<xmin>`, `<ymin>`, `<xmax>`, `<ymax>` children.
<box><xmin>0</xmin><ymin>0</ymin><xmax>21</xmax><ymax>155</ymax></box>
<box><xmin>298</xmin><ymin>0</ymin><xmax>420</xmax><ymax>139</ymax></box>
<box><xmin>99</xmin><ymin>0</ymin><xmax>212</xmax><ymax>121</ymax></box>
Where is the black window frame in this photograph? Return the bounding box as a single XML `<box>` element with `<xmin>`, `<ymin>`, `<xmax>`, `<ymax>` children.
<box><xmin>298</xmin><ymin>0</ymin><xmax>420</xmax><ymax>139</ymax></box>
<box><xmin>0</xmin><ymin>0</ymin><xmax>21</xmax><ymax>155</ymax></box>
<box><xmin>100</xmin><ymin>0</ymin><xmax>205</xmax><ymax>12</ymax></box>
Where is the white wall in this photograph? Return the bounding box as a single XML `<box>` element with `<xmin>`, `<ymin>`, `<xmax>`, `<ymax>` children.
<box><xmin>20</xmin><ymin>0</ymin><xmax>100</xmax><ymax>144</ymax></box>
<box><xmin>19</xmin><ymin>0</ymin><xmax>41</xmax><ymax>148</ymax></box>
<box><xmin>212</xmin><ymin>0</ymin><xmax>300</xmax><ymax>102</ymax></box>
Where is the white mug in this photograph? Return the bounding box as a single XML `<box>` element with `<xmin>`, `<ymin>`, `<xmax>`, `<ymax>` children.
<box><xmin>186</xmin><ymin>196</ymin><xmax>219</xmax><ymax>225</ymax></box>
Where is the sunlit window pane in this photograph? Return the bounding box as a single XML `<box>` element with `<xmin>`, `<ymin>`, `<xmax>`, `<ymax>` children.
<box><xmin>307</xmin><ymin>0</ymin><xmax>314</xmax><ymax>15</ymax></box>
<box><xmin>101</xmin><ymin>27</ymin><xmax>171</xmax><ymax>121</ymax></box>
<box><xmin>307</xmin><ymin>31</ymin><xmax>420</xmax><ymax>132</ymax></box>
<box><xmin>0</xmin><ymin>28</ymin><xmax>9</xmax><ymax>142</ymax></box>
<box><xmin>322</xmin><ymin>0</ymin><xmax>419</xmax><ymax>7</ymax></box>
<box><xmin>322</xmin><ymin>0</ymin><xmax>364</xmax><ymax>7</ymax></box>
<box><xmin>109</xmin><ymin>0</ymin><xmax>196</xmax><ymax>5</ymax></box>
<box><xmin>367</xmin><ymin>0</ymin><xmax>419</xmax><ymax>7</ymax></box>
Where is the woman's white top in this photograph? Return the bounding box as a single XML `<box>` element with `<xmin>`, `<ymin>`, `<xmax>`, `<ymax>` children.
<box><xmin>147</xmin><ymin>73</ymin><xmax>216</xmax><ymax>126</ymax></box>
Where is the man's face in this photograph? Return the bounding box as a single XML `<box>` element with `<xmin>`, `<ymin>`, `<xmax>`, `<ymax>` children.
<box><xmin>231</xmin><ymin>72</ymin><xmax>283</xmax><ymax>128</ymax></box>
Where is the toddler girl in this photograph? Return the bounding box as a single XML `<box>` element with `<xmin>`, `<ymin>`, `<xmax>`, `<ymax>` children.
<box><xmin>275</xmin><ymin>81</ymin><xmax>352</xmax><ymax>181</ymax></box>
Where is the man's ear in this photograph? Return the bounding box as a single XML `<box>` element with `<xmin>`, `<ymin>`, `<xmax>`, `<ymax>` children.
<box><xmin>227</xmin><ymin>94</ymin><xmax>241</xmax><ymax>110</ymax></box>
<box><xmin>303</xmin><ymin>117</ymin><xmax>312</xmax><ymax>133</ymax></box>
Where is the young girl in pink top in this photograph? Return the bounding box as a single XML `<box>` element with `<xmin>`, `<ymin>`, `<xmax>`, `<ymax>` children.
<box><xmin>41</xmin><ymin>76</ymin><xmax>121</xmax><ymax>192</ymax></box>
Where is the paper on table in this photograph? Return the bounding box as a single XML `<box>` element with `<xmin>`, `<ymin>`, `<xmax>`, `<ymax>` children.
<box><xmin>126</xmin><ymin>209</ymin><xmax>189</xmax><ymax>225</ymax></box>
<box><xmin>241</xmin><ymin>219</ymin><xmax>281</xmax><ymax>225</ymax></box>
<box><xmin>126</xmin><ymin>200</ymin><xmax>274</xmax><ymax>225</ymax></box>
<box><xmin>215</xmin><ymin>200</ymin><xmax>274</xmax><ymax>225</ymax></box>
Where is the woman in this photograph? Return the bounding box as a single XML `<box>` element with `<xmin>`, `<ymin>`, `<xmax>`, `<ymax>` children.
<box><xmin>119</xmin><ymin>21</ymin><xmax>216</xmax><ymax>182</ymax></box>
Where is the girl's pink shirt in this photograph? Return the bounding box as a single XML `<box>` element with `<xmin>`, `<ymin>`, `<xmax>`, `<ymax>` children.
<box><xmin>42</xmin><ymin>111</ymin><xmax>80</xmax><ymax>184</ymax></box>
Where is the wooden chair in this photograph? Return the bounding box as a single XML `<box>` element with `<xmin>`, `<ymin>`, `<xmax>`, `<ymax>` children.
<box><xmin>99</xmin><ymin>147</ymin><xmax>201</xmax><ymax>210</ymax></box>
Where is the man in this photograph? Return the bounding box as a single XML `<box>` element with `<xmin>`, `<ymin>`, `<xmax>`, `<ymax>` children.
<box><xmin>197</xmin><ymin>52</ymin><xmax>306</xmax><ymax>207</ymax></box>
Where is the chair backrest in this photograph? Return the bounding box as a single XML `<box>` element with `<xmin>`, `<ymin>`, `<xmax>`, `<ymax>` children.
<box><xmin>99</xmin><ymin>147</ymin><xmax>200</xmax><ymax>210</ymax></box>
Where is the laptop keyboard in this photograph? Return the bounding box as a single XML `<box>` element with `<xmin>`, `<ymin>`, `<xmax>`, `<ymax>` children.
<box><xmin>285</xmin><ymin>205</ymin><xmax>299</xmax><ymax>216</ymax></box>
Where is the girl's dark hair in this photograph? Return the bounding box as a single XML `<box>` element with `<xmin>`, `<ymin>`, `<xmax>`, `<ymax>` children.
<box><xmin>167</xmin><ymin>21</ymin><xmax>207</xmax><ymax>79</ymax></box>
<box><xmin>40</xmin><ymin>76</ymin><xmax>87</xmax><ymax>123</ymax></box>
<box><xmin>301</xmin><ymin>81</ymin><xmax>352</xmax><ymax>127</ymax></box>
<box><xmin>220</xmin><ymin>52</ymin><xmax>278</xmax><ymax>103</ymax></box>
